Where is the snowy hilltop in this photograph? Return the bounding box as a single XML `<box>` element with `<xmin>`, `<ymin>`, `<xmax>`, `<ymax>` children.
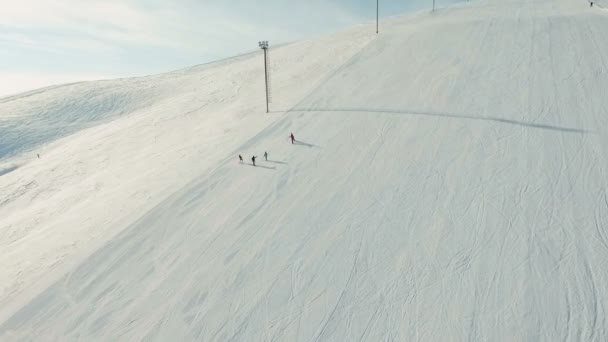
<box><xmin>1</xmin><ymin>0</ymin><xmax>608</xmax><ymax>340</ymax></box>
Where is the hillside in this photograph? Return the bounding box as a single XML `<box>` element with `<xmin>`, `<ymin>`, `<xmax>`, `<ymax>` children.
<box><xmin>1</xmin><ymin>0</ymin><xmax>608</xmax><ymax>340</ymax></box>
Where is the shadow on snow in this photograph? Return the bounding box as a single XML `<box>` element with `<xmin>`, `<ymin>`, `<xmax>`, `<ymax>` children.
<box><xmin>244</xmin><ymin>163</ymin><xmax>276</xmax><ymax>170</ymax></box>
<box><xmin>293</xmin><ymin>141</ymin><xmax>320</xmax><ymax>148</ymax></box>
<box><xmin>0</xmin><ymin>165</ymin><xmax>19</xmax><ymax>177</ymax></box>
<box><xmin>290</xmin><ymin>107</ymin><xmax>590</xmax><ymax>134</ymax></box>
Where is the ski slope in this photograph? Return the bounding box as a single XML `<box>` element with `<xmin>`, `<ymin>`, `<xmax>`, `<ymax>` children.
<box><xmin>2</xmin><ymin>0</ymin><xmax>608</xmax><ymax>340</ymax></box>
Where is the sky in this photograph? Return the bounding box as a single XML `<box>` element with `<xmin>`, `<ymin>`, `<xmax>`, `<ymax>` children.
<box><xmin>0</xmin><ymin>0</ymin><xmax>460</xmax><ymax>97</ymax></box>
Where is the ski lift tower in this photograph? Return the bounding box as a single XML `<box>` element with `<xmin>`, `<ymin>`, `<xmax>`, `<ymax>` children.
<box><xmin>259</xmin><ymin>40</ymin><xmax>270</xmax><ymax>113</ymax></box>
<box><xmin>376</xmin><ymin>0</ymin><xmax>379</xmax><ymax>34</ymax></box>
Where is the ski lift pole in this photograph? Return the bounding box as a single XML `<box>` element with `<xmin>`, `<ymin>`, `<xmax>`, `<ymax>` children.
<box><xmin>259</xmin><ymin>41</ymin><xmax>270</xmax><ymax>113</ymax></box>
<box><xmin>376</xmin><ymin>0</ymin><xmax>379</xmax><ymax>34</ymax></box>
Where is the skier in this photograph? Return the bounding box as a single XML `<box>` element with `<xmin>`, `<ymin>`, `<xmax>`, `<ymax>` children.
<box><xmin>252</xmin><ymin>155</ymin><xmax>257</xmax><ymax>166</ymax></box>
<box><xmin>239</xmin><ymin>154</ymin><xmax>243</xmax><ymax>163</ymax></box>
<box><xmin>264</xmin><ymin>151</ymin><xmax>268</xmax><ymax>161</ymax></box>
<box><xmin>290</xmin><ymin>133</ymin><xmax>295</xmax><ymax>144</ymax></box>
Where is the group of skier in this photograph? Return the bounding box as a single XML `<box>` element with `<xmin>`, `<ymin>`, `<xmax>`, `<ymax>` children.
<box><xmin>239</xmin><ymin>133</ymin><xmax>295</xmax><ymax>166</ymax></box>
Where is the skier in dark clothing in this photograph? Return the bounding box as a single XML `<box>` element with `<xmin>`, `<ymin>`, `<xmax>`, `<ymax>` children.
<box><xmin>239</xmin><ymin>154</ymin><xmax>243</xmax><ymax>163</ymax></box>
<box><xmin>252</xmin><ymin>156</ymin><xmax>257</xmax><ymax>166</ymax></box>
<box><xmin>264</xmin><ymin>151</ymin><xmax>268</xmax><ymax>161</ymax></box>
<box><xmin>290</xmin><ymin>133</ymin><xmax>295</xmax><ymax>144</ymax></box>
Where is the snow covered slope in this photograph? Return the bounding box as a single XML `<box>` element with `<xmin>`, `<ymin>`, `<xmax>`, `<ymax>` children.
<box><xmin>2</xmin><ymin>0</ymin><xmax>608</xmax><ymax>340</ymax></box>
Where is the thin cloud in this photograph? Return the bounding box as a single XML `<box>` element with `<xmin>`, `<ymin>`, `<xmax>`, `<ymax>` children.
<box><xmin>1</xmin><ymin>0</ymin><xmax>435</xmax><ymax>96</ymax></box>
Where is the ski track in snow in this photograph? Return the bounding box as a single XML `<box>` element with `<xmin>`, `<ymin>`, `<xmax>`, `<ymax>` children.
<box><xmin>2</xmin><ymin>0</ymin><xmax>608</xmax><ymax>340</ymax></box>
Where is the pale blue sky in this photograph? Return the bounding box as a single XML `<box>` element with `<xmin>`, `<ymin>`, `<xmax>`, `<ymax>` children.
<box><xmin>0</xmin><ymin>0</ymin><xmax>460</xmax><ymax>96</ymax></box>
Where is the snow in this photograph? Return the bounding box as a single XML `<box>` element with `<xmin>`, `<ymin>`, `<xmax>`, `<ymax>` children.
<box><xmin>1</xmin><ymin>0</ymin><xmax>608</xmax><ymax>340</ymax></box>
<box><xmin>595</xmin><ymin>0</ymin><xmax>607</xmax><ymax>8</ymax></box>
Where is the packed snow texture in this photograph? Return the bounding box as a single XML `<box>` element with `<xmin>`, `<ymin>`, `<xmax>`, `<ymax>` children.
<box><xmin>1</xmin><ymin>0</ymin><xmax>608</xmax><ymax>340</ymax></box>
<box><xmin>595</xmin><ymin>0</ymin><xmax>607</xmax><ymax>8</ymax></box>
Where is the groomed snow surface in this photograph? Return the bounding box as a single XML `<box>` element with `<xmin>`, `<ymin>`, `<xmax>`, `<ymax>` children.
<box><xmin>1</xmin><ymin>0</ymin><xmax>608</xmax><ymax>340</ymax></box>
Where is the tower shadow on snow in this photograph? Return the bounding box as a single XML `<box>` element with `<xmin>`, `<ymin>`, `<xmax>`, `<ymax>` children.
<box><xmin>290</xmin><ymin>107</ymin><xmax>591</xmax><ymax>134</ymax></box>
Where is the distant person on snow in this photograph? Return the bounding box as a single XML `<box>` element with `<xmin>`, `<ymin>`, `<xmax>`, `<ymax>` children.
<box><xmin>264</xmin><ymin>151</ymin><xmax>268</xmax><ymax>161</ymax></box>
<box><xmin>290</xmin><ymin>133</ymin><xmax>295</xmax><ymax>144</ymax></box>
<box><xmin>239</xmin><ymin>154</ymin><xmax>243</xmax><ymax>163</ymax></box>
<box><xmin>591</xmin><ymin>1</ymin><xmax>594</xmax><ymax>6</ymax></box>
<box><xmin>252</xmin><ymin>155</ymin><xmax>257</xmax><ymax>166</ymax></box>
